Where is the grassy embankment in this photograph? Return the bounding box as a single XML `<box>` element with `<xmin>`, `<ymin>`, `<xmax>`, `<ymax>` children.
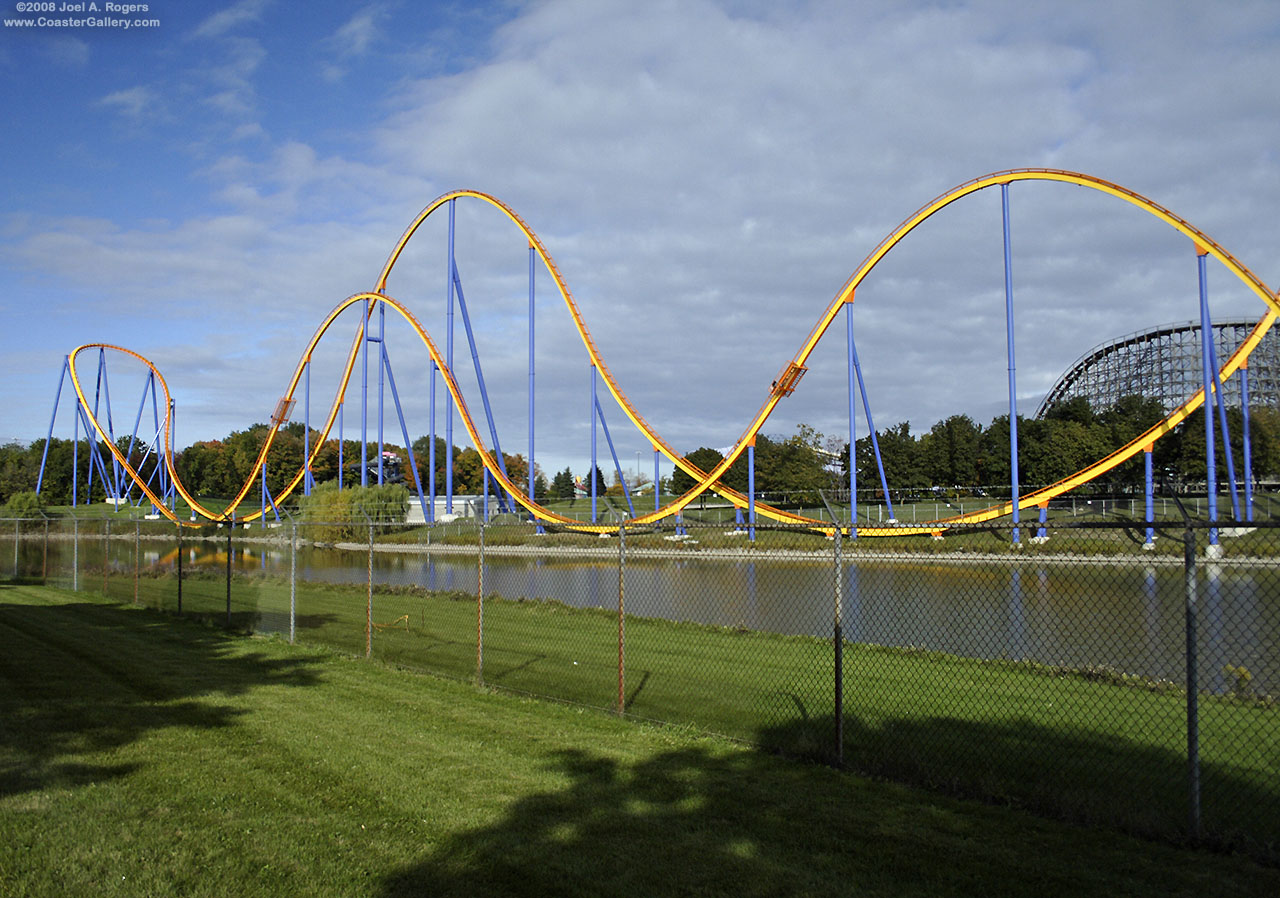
<box><xmin>2</xmin><ymin>584</ymin><xmax>1279</xmax><ymax>897</ymax></box>
<box><xmin>102</xmin><ymin>566</ymin><xmax>1280</xmax><ymax>861</ymax></box>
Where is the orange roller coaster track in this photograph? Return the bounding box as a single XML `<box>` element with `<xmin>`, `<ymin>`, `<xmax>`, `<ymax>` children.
<box><xmin>62</xmin><ymin>169</ymin><xmax>1280</xmax><ymax>534</ymax></box>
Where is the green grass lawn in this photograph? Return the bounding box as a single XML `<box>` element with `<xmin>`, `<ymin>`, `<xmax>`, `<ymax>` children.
<box><xmin>110</xmin><ymin>565</ymin><xmax>1280</xmax><ymax>862</ymax></box>
<box><xmin>2</xmin><ymin>584</ymin><xmax>1278</xmax><ymax>897</ymax></box>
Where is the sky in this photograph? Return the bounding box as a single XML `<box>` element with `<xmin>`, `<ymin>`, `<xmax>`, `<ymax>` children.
<box><xmin>2</xmin><ymin>0</ymin><xmax>1280</xmax><ymax>486</ymax></box>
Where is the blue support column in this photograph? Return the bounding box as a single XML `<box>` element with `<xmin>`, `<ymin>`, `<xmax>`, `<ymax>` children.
<box><xmin>429</xmin><ymin>363</ymin><xmax>436</xmax><ymax>523</ymax></box>
<box><xmin>1037</xmin><ymin>502</ymin><xmax>1047</xmax><ymax>541</ymax></box>
<box><xmin>846</xmin><ymin>303</ymin><xmax>857</xmax><ymax>531</ymax></box>
<box><xmin>261</xmin><ymin>462</ymin><xmax>267</xmax><ymax>527</ymax></box>
<box><xmin>1242</xmin><ymin>363</ymin><xmax>1254</xmax><ymax>522</ymax></box>
<box><xmin>360</xmin><ymin>297</ymin><xmax>370</xmax><ymax>487</ymax></box>
<box><xmin>373</xmin><ymin>301</ymin><xmax>384</xmax><ymax>486</ymax></box>
<box><xmin>594</xmin><ymin>397</ymin><xmax>635</xmax><ymax>517</ymax></box>
<box><xmin>170</xmin><ymin>399</ymin><xmax>180</xmax><ymax>514</ymax></box>
<box><xmin>304</xmin><ymin>361</ymin><xmax>312</xmax><ymax>495</ymax></box>
<box><xmin>1203</xmin><ymin>314</ymin><xmax>1241</xmax><ymax>520</ymax></box>
<box><xmin>1144</xmin><ymin>447</ymin><xmax>1155</xmax><ymax>547</ymax></box>
<box><xmin>96</xmin><ymin>348</ymin><xmax>122</xmax><ymax>501</ymax></box>
<box><xmin>748</xmin><ymin>441</ymin><xmax>756</xmax><ymax>542</ymax></box>
<box><xmin>382</xmin><ymin>344</ymin><xmax>430</xmax><ymax>524</ymax></box>
<box><xmin>1002</xmin><ymin>183</ymin><xmax>1020</xmax><ymax>545</ymax></box>
<box><xmin>36</xmin><ymin>358</ymin><xmax>69</xmax><ymax>496</ymax></box>
<box><xmin>122</xmin><ymin>371</ymin><xmax>151</xmax><ymax>504</ymax></box>
<box><xmin>849</xmin><ymin>306</ymin><xmax>896</xmax><ymax>522</ymax></box>
<box><xmin>446</xmin><ymin>199</ymin><xmax>456</xmax><ymax>515</ymax></box>
<box><xmin>529</xmin><ymin>245</ymin><xmax>539</xmax><ymax>529</ymax></box>
<box><xmin>453</xmin><ymin>263</ymin><xmax>512</xmax><ymax>510</ymax></box>
<box><xmin>377</xmin><ymin>301</ymin><xmax>386</xmax><ymax>485</ymax></box>
<box><xmin>72</xmin><ymin>394</ymin><xmax>80</xmax><ymax>507</ymax></box>
<box><xmin>654</xmin><ymin>447</ymin><xmax>660</xmax><ymax>514</ymax></box>
<box><xmin>590</xmin><ymin>364</ymin><xmax>598</xmax><ymax>524</ymax></box>
<box><xmin>1197</xmin><ymin>250</ymin><xmax>1218</xmax><ymax>547</ymax></box>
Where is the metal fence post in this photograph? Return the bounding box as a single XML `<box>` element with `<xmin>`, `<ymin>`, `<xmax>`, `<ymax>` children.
<box><xmin>476</xmin><ymin>520</ymin><xmax>485</xmax><ymax>684</ymax></box>
<box><xmin>226</xmin><ymin>521</ymin><xmax>233</xmax><ymax>628</ymax></box>
<box><xmin>1184</xmin><ymin>523</ymin><xmax>1202</xmax><ymax>841</ymax></box>
<box><xmin>103</xmin><ymin>518</ymin><xmax>110</xmax><ymax>596</ymax></box>
<box><xmin>617</xmin><ymin>524</ymin><xmax>626</xmax><ymax>715</ymax></box>
<box><xmin>367</xmin><ymin>517</ymin><xmax>374</xmax><ymax>659</ymax></box>
<box><xmin>175</xmin><ymin>522</ymin><xmax>183</xmax><ymax>615</ymax></box>
<box><xmin>290</xmin><ymin>521</ymin><xmax>297</xmax><ymax>644</ymax></box>
<box><xmin>834</xmin><ymin>524</ymin><xmax>844</xmax><ymax>766</ymax></box>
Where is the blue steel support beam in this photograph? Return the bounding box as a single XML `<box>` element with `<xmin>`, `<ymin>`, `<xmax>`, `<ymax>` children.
<box><xmin>594</xmin><ymin>396</ymin><xmax>635</xmax><ymax>518</ymax></box>
<box><xmin>654</xmin><ymin>447</ymin><xmax>660</xmax><ymax>515</ymax></box>
<box><xmin>170</xmin><ymin>400</ymin><xmax>179</xmax><ymax>513</ymax></box>
<box><xmin>1242</xmin><ymin>364</ymin><xmax>1254</xmax><ymax>522</ymax></box>
<box><xmin>1002</xmin><ymin>183</ymin><xmax>1020</xmax><ymax>545</ymax></box>
<box><xmin>304</xmin><ymin>361</ymin><xmax>312</xmax><ymax>495</ymax></box>
<box><xmin>428</xmin><ymin>363</ymin><xmax>436</xmax><ymax>522</ymax></box>
<box><xmin>96</xmin><ymin>348</ymin><xmax>123</xmax><ymax>501</ymax></box>
<box><xmin>149</xmin><ymin>375</ymin><xmax>167</xmax><ymax>508</ymax></box>
<box><xmin>446</xmin><ymin>199</ymin><xmax>456</xmax><ymax>515</ymax></box>
<box><xmin>121</xmin><ymin>370</ymin><xmax>152</xmax><ymax>502</ymax></box>
<box><xmin>529</xmin><ymin>244</ymin><xmax>541</xmax><ymax>531</ymax></box>
<box><xmin>452</xmin><ymin>263</ymin><xmax>512</xmax><ymax>512</ymax></box>
<box><xmin>76</xmin><ymin>403</ymin><xmax>114</xmax><ymax>504</ymax></box>
<box><xmin>361</xmin><ymin>297</ymin><xmax>370</xmax><ymax>487</ymax></box>
<box><xmin>1202</xmin><ymin>311</ymin><xmax>1242</xmax><ymax>520</ymax></box>
<box><xmin>377</xmin><ymin>301</ymin><xmax>386</xmax><ymax>485</ymax></box>
<box><xmin>381</xmin><ymin>343</ymin><xmax>430</xmax><ymax>524</ymax></box>
<box><xmin>1197</xmin><ymin>251</ymin><xmax>1218</xmax><ymax>546</ymax></box>
<box><xmin>748</xmin><ymin>442</ymin><xmax>756</xmax><ymax>541</ymax></box>
<box><xmin>850</xmin><ymin>308</ymin><xmax>896</xmax><ymax>521</ymax></box>
<box><xmin>36</xmin><ymin>358</ymin><xmax>69</xmax><ymax>496</ymax></box>
<box><xmin>590</xmin><ymin>364</ymin><xmax>598</xmax><ymax>524</ymax></box>
<box><xmin>846</xmin><ymin>304</ymin><xmax>857</xmax><ymax>531</ymax></box>
<box><xmin>1145</xmin><ymin>449</ymin><xmax>1155</xmax><ymax>546</ymax></box>
<box><xmin>72</xmin><ymin>395</ymin><xmax>79</xmax><ymax>506</ymax></box>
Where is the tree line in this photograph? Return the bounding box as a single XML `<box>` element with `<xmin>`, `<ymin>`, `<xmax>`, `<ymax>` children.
<box><xmin>3</xmin><ymin>394</ymin><xmax>1278</xmax><ymax>511</ymax></box>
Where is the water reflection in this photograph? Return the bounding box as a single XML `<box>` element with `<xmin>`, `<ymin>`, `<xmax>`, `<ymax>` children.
<box><xmin>23</xmin><ymin>535</ymin><xmax>1280</xmax><ymax>696</ymax></box>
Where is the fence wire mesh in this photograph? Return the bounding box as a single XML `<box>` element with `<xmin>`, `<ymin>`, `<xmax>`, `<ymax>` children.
<box><xmin>4</xmin><ymin>512</ymin><xmax>1279</xmax><ymax>862</ymax></box>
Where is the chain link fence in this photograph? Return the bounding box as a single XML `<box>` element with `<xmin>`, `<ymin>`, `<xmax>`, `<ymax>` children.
<box><xmin>3</xmin><ymin>511</ymin><xmax>1278</xmax><ymax>862</ymax></box>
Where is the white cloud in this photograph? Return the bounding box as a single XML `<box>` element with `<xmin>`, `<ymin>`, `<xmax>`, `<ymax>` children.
<box><xmin>46</xmin><ymin>37</ymin><xmax>90</xmax><ymax>67</ymax></box>
<box><xmin>99</xmin><ymin>85</ymin><xmax>159</xmax><ymax>120</ymax></box>
<box><xmin>4</xmin><ymin>0</ymin><xmax>1280</xmax><ymax>479</ymax></box>
<box><xmin>192</xmin><ymin>0</ymin><xmax>271</xmax><ymax>40</ymax></box>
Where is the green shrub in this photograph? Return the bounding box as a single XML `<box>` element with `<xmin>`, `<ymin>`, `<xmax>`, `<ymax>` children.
<box><xmin>298</xmin><ymin>482</ymin><xmax>408</xmax><ymax>542</ymax></box>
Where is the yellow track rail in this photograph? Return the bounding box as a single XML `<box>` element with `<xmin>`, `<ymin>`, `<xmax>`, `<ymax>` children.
<box><xmin>68</xmin><ymin>169</ymin><xmax>1279</xmax><ymax>534</ymax></box>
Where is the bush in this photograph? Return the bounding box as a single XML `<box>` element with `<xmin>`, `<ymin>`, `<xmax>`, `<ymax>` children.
<box><xmin>3</xmin><ymin>490</ymin><xmax>45</xmax><ymax>521</ymax></box>
<box><xmin>298</xmin><ymin>482</ymin><xmax>408</xmax><ymax>542</ymax></box>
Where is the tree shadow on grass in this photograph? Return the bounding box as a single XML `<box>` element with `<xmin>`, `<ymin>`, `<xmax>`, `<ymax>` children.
<box><xmin>761</xmin><ymin>710</ymin><xmax>1280</xmax><ymax>867</ymax></box>
<box><xmin>0</xmin><ymin>595</ymin><xmax>322</xmax><ymax>797</ymax></box>
<box><xmin>376</xmin><ymin>715</ymin><xmax>1280</xmax><ymax>898</ymax></box>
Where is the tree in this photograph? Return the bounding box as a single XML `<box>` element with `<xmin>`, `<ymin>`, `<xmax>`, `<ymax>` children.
<box><xmin>670</xmin><ymin>447</ymin><xmax>725</xmax><ymax>494</ymax></box>
<box><xmin>552</xmin><ymin>467</ymin><xmax>576</xmax><ymax>502</ymax></box>
<box><xmin>919</xmin><ymin>415</ymin><xmax>981</xmax><ymax>487</ymax></box>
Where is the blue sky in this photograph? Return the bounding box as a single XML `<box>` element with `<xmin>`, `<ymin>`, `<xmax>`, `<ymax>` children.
<box><xmin>3</xmin><ymin>0</ymin><xmax>1280</xmax><ymax>484</ymax></box>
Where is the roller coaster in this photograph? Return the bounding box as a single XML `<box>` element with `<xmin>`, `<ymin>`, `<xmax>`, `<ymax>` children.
<box><xmin>37</xmin><ymin>169</ymin><xmax>1280</xmax><ymax>540</ymax></box>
